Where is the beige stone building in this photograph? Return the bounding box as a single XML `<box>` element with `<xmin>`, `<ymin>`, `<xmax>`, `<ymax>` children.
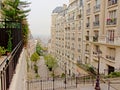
<box><xmin>84</xmin><ymin>0</ymin><xmax>120</xmax><ymax>75</ymax></box>
<box><xmin>51</xmin><ymin>0</ymin><xmax>84</xmax><ymax>76</ymax></box>
<box><xmin>51</xmin><ymin>0</ymin><xmax>120</xmax><ymax>76</ymax></box>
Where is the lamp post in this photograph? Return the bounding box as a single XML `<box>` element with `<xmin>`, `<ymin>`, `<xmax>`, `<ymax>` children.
<box><xmin>95</xmin><ymin>48</ymin><xmax>102</xmax><ymax>90</ymax></box>
<box><xmin>64</xmin><ymin>62</ymin><xmax>67</xmax><ymax>89</ymax></box>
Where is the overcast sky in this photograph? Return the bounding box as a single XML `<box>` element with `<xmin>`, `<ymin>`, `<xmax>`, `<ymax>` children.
<box><xmin>27</xmin><ymin>0</ymin><xmax>69</xmax><ymax>37</ymax></box>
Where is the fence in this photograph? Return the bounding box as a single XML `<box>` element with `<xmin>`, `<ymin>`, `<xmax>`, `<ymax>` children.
<box><xmin>27</xmin><ymin>77</ymin><xmax>77</xmax><ymax>90</ymax></box>
<box><xmin>0</xmin><ymin>20</ymin><xmax>22</xmax><ymax>49</ymax></box>
<box><xmin>0</xmin><ymin>40</ymin><xmax>23</xmax><ymax>90</ymax></box>
<box><xmin>26</xmin><ymin>75</ymin><xmax>96</xmax><ymax>90</ymax></box>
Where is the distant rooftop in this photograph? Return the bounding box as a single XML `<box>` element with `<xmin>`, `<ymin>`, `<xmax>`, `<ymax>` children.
<box><xmin>52</xmin><ymin>6</ymin><xmax>64</xmax><ymax>13</ymax></box>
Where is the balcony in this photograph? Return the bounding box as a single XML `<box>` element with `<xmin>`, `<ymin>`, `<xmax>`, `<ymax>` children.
<box><xmin>106</xmin><ymin>38</ymin><xmax>114</xmax><ymax>44</ymax></box>
<box><xmin>93</xmin><ymin>21</ymin><xmax>100</xmax><ymax>27</ymax></box>
<box><xmin>93</xmin><ymin>51</ymin><xmax>98</xmax><ymax>55</ymax></box>
<box><xmin>106</xmin><ymin>55</ymin><xmax>115</xmax><ymax>61</ymax></box>
<box><xmin>78</xmin><ymin>38</ymin><xmax>81</xmax><ymax>41</ymax></box>
<box><xmin>106</xmin><ymin>18</ymin><xmax>117</xmax><ymax>25</ymax></box>
<box><xmin>87</xmin><ymin>0</ymin><xmax>90</xmax><ymax>2</ymax></box>
<box><xmin>94</xmin><ymin>4</ymin><xmax>100</xmax><ymax>12</ymax></box>
<box><xmin>93</xmin><ymin>36</ymin><xmax>98</xmax><ymax>42</ymax></box>
<box><xmin>108</xmin><ymin>0</ymin><xmax>118</xmax><ymax>6</ymax></box>
<box><xmin>78</xmin><ymin>26</ymin><xmax>81</xmax><ymax>30</ymax></box>
<box><xmin>71</xmin><ymin>47</ymin><xmax>75</xmax><ymax>51</ymax></box>
<box><xmin>86</xmin><ymin>8</ymin><xmax>91</xmax><ymax>15</ymax></box>
<box><xmin>85</xmin><ymin>50</ymin><xmax>89</xmax><ymax>54</ymax></box>
<box><xmin>78</xmin><ymin>49</ymin><xmax>81</xmax><ymax>52</ymax></box>
<box><xmin>71</xmin><ymin>37</ymin><xmax>75</xmax><ymax>40</ymax></box>
<box><xmin>85</xmin><ymin>35</ymin><xmax>89</xmax><ymax>41</ymax></box>
<box><xmin>86</xmin><ymin>23</ymin><xmax>90</xmax><ymax>28</ymax></box>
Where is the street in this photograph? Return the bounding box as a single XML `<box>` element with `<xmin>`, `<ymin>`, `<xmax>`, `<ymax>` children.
<box><xmin>37</xmin><ymin>56</ymin><xmax>49</xmax><ymax>80</ymax></box>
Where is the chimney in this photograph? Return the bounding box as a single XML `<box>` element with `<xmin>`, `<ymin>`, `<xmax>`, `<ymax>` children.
<box><xmin>63</xmin><ymin>4</ymin><xmax>67</xmax><ymax>9</ymax></box>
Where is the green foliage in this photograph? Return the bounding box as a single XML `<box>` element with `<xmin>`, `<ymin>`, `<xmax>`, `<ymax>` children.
<box><xmin>6</xmin><ymin>30</ymin><xmax>12</xmax><ymax>52</ymax></box>
<box><xmin>44</xmin><ymin>54</ymin><xmax>57</xmax><ymax>71</ymax></box>
<box><xmin>106</xmin><ymin>72</ymin><xmax>120</xmax><ymax>78</ymax></box>
<box><xmin>0</xmin><ymin>46</ymin><xmax>6</xmax><ymax>57</ymax></box>
<box><xmin>34</xmin><ymin>64</ymin><xmax>38</xmax><ymax>73</ymax></box>
<box><xmin>36</xmin><ymin>43</ymin><xmax>43</xmax><ymax>56</ymax></box>
<box><xmin>87</xmin><ymin>65</ymin><xmax>96</xmax><ymax>75</ymax></box>
<box><xmin>2</xmin><ymin>0</ymin><xmax>31</xmax><ymax>46</ymax></box>
<box><xmin>61</xmin><ymin>73</ymin><xmax>65</xmax><ymax>78</ymax></box>
<box><xmin>30</xmin><ymin>52</ymin><xmax>40</xmax><ymax>62</ymax></box>
<box><xmin>2</xmin><ymin>0</ymin><xmax>30</xmax><ymax>21</ymax></box>
<box><xmin>35</xmin><ymin>74</ymin><xmax>40</xmax><ymax>78</ymax></box>
<box><xmin>22</xmin><ymin>23</ymin><xmax>29</xmax><ymax>46</ymax></box>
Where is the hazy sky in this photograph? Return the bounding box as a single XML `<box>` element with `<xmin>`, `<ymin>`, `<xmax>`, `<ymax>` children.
<box><xmin>27</xmin><ymin>0</ymin><xmax>69</xmax><ymax>37</ymax></box>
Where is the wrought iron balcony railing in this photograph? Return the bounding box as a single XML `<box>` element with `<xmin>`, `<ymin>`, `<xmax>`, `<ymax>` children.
<box><xmin>106</xmin><ymin>55</ymin><xmax>115</xmax><ymax>60</ymax></box>
<box><xmin>93</xmin><ymin>36</ymin><xmax>98</xmax><ymax>42</ymax></box>
<box><xmin>106</xmin><ymin>18</ymin><xmax>117</xmax><ymax>25</ymax></box>
<box><xmin>108</xmin><ymin>0</ymin><xmax>118</xmax><ymax>6</ymax></box>
<box><xmin>93</xmin><ymin>21</ymin><xmax>100</xmax><ymax>27</ymax></box>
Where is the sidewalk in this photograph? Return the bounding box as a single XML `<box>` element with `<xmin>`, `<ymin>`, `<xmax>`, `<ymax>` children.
<box><xmin>60</xmin><ymin>84</ymin><xmax>117</xmax><ymax>90</ymax></box>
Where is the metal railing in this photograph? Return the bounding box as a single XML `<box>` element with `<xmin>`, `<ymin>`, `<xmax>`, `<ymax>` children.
<box><xmin>0</xmin><ymin>40</ymin><xmax>23</xmax><ymax>90</ymax></box>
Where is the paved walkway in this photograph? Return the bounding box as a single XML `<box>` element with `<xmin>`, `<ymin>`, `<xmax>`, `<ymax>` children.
<box><xmin>37</xmin><ymin>56</ymin><xmax>49</xmax><ymax>80</ymax></box>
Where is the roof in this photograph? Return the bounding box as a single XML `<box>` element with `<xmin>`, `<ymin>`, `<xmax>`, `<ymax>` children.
<box><xmin>52</xmin><ymin>6</ymin><xmax>64</xmax><ymax>13</ymax></box>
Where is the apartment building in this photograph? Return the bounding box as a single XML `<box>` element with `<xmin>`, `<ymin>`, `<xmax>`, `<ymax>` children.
<box><xmin>51</xmin><ymin>0</ymin><xmax>84</xmax><ymax>76</ymax></box>
<box><xmin>84</xmin><ymin>0</ymin><xmax>120</xmax><ymax>75</ymax></box>
<box><xmin>51</xmin><ymin>0</ymin><xmax>120</xmax><ymax>76</ymax></box>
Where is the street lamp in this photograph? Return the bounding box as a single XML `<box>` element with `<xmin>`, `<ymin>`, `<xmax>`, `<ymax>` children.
<box><xmin>64</xmin><ymin>62</ymin><xmax>67</xmax><ymax>89</ymax></box>
<box><xmin>95</xmin><ymin>48</ymin><xmax>102</xmax><ymax>90</ymax></box>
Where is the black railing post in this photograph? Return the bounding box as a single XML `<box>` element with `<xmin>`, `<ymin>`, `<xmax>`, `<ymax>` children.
<box><xmin>76</xmin><ymin>76</ymin><xmax>77</xmax><ymax>88</ymax></box>
<box><xmin>27</xmin><ymin>81</ymin><xmax>29</xmax><ymax>90</ymax></box>
<box><xmin>108</xmin><ymin>80</ymin><xmax>110</xmax><ymax>90</ymax></box>
<box><xmin>6</xmin><ymin>60</ymin><xmax>9</xmax><ymax>89</ymax></box>
<box><xmin>41</xmin><ymin>80</ymin><xmax>42</xmax><ymax>90</ymax></box>
<box><xmin>53</xmin><ymin>70</ymin><xmax>55</xmax><ymax>90</ymax></box>
<box><xmin>1</xmin><ymin>71</ymin><xmax>3</xmax><ymax>90</ymax></box>
<box><xmin>84</xmin><ymin>75</ymin><xmax>85</xmax><ymax>85</ymax></box>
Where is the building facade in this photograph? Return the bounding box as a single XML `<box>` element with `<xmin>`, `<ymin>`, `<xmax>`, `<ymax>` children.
<box><xmin>84</xmin><ymin>0</ymin><xmax>120</xmax><ymax>75</ymax></box>
<box><xmin>51</xmin><ymin>0</ymin><xmax>120</xmax><ymax>76</ymax></box>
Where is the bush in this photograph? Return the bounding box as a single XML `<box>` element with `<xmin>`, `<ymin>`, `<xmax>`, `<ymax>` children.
<box><xmin>61</xmin><ymin>73</ymin><xmax>65</xmax><ymax>78</ymax></box>
<box><xmin>36</xmin><ymin>43</ymin><xmax>43</xmax><ymax>56</ymax></box>
<box><xmin>86</xmin><ymin>65</ymin><xmax>96</xmax><ymax>75</ymax></box>
<box><xmin>34</xmin><ymin>64</ymin><xmax>38</xmax><ymax>73</ymax></box>
<box><xmin>0</xmin><ymin>46</ymin><xmax>6</xmax><ymax>57</ymax></box>
<box><xmin>30</xmin><ymin>52</ymin><xmax>40</xmax><ymax>62</ymax></box>
<box><xmin>106</xmin><ymin>72</ymin><xmax>120</xmax><ymax>78</ymax></box>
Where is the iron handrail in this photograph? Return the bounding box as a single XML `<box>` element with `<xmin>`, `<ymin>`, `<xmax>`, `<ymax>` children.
<box><xmin>0</xmin><ymin>40</ymin><xmax>23</xmax><ymax>69</ymax></box>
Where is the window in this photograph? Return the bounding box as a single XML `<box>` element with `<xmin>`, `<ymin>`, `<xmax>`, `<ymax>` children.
<box><xmin>106</xmin><ymin>48</ymin><xmax>115</xmax><ymax>60</ymax></box>
<box><xmin>80</xmin><ymin>0</ymin><xmax>83</xmax><ymax>7</ymax></box>
<box><xmin>87</xmin><ymin>31</ymin><xmax>89</xmax><ymax>35</ymax></box>
<box><xmin>95</xmin><ymin>15</ymin><xmax>99</xmax><ymax>21</ymax></box>
<box><xmin>109</xmin><ymin>10</ymin><xmax>117</xmax><ymax>18</ymax></box>
<box><xmin>96</xmin><ymin>0</ymin><xmax>100</xmax><ymax>5</ymax></box>
<box><xmin>94</xmin><ymin>31</ymin><xmax>99</xmax><ymax>37</ymax></box>
<box><xmin>107</xmin><ymin>30</ymin><xmax>114</xmax><ymax>42</ymax></box>
<box><xmin>88</xmin><ymin>3</ymin><xmax>90</xmax><ymax>9</ymax></box>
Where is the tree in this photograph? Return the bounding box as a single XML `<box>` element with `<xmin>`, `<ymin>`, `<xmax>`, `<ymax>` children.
<box><xmin>1</xmin><ymin>0</ymin><xmax>30</xmax><ymax>21</ymax></box>
<box><xmin>36</xmin><ymin>43</ymin><xmax>43</xmax><ymax>56</ymax></box>
<box><xmin>30</xmin><ymin>52</ymin><xmax>40</xmax><ymax>63</ymax></box>
<box><xmin>44</xmin><ymin>54</ymin><xmax>57</xmax><ymax>71</ymax></box>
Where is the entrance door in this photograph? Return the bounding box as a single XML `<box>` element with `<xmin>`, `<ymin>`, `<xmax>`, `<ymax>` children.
<box><xmin>108</xmin><ymin>65</ymin><xmax>114</xmax><ymax>74</ymax></box>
